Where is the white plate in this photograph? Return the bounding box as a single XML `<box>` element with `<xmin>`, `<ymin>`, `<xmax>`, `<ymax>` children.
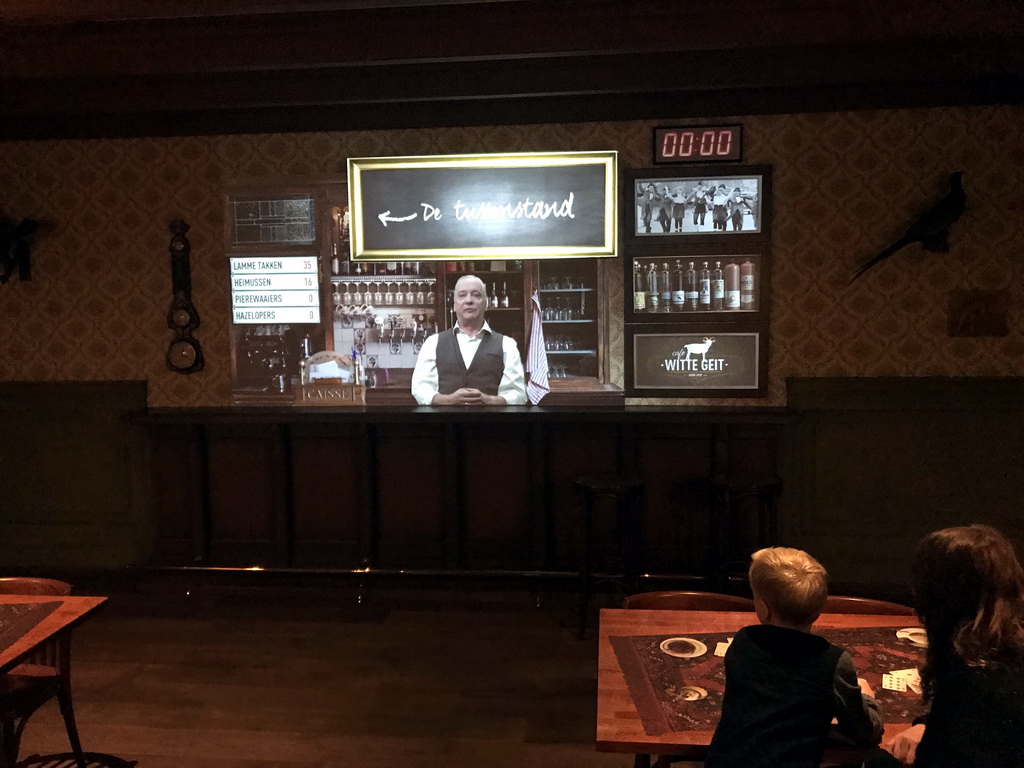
<box><xmin>659</xmin><ymin>637</ymin><xmax>708</xmax><ymax>659</ymax></box>
<box><xmin>896</xmin><ymin>627</ymin><xmax>928</xmax><ymax>648</ymax></box>
<box><xmin>679</xmin><ymin>685</ymin><xmax>708</xmax><ymax>701</ymax></box>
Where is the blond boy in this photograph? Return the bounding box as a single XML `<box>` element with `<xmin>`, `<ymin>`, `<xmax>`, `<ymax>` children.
<box><xmin>705</xmin><ymin>547</ymin><xmax>883</xmax><ymax>768</ymax></box>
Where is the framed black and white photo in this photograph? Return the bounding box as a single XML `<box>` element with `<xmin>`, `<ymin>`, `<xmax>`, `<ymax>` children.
<box><xmin>623</xmin><ymin>165</ymin><xmax>771</xmax><ymax>245</ymax></box>
<box><xmin>625</xmin><ymin>324</ymin><xmax>767</xmax><ymax>398</ymax></box>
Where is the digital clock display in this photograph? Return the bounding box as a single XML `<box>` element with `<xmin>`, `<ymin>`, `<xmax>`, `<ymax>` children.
<box><xmin>654</xmin><ymin>125</ymin><xmax>743</xmax><ymax>163</ymax></box>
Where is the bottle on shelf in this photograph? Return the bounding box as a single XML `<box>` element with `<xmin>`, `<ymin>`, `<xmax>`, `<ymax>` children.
<box><xmin>712</xmin><ymin>261</ymin><xmax>724</xmax><ymax>311</ymax></box>
<box><xmin>741</xmin><ymin>259</ymin><xmax>756</xmax><ymax>308</ymax></box>
<box><xmin>659</xmin><ymin>263</ymin><xmax>672</xmax><ymax>312</ymax></box>
<box><xmin>500</xmin><ymin>281</ymin><xmax>510</xmax><ymax>308</ymax></box>
<box><xmin>330</xmin><ymin>244</ymin><xmax>340</xmax><ymax>276</ymax></box>
<box><xmin>633</xmin><ymin>261</ymin><xmax>646</xmax><ymax>312</ymax></box>
<box><xmin>725</xmin><ymin>262</ymin><xmax>741</xmax><ymax>309</ymax></box>
<box><xmin>699</xmin><ymin>261</ymin><xmax>711</xmax><ymax>310</ymax></box>
<box><xmin>685</xmin><ymin>261</ymin><xmax>698</xmax><ymax>311</ymax></box>
<box><xmin>672</xmin><ymin>260</ymin><xmax>685</xmax><ymax>311</ymax></box>
<box><xmin>646</xmin><ymin>263</ymin><xmax>660</xmax><ymax>312</ymax></box>
<box><xmin>489</xmin><ymin>282</ymin><xmax>499</xmax><ymax>307</ymax></box>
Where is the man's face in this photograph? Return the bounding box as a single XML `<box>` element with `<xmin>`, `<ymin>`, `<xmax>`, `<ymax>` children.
<box><xmin>454</xmin><ymin>278</ymin><xmax>486</xmax><ymax>325</ymax></box>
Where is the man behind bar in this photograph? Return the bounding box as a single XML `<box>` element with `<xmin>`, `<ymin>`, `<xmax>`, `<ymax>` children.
<box><xmin>411</xmin><ymin>274</ymin><xmax>527</xmax><ymax>406</ymax></box>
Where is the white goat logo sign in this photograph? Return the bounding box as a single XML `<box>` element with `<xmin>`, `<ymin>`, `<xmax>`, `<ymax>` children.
<box><xmin>682</xmin><ymin>337</ymin><xmax>715</xmax><ymax>361</ymax></box>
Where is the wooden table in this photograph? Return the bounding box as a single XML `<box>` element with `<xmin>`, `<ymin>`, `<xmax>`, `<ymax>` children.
<box><xmin>0</xmin><ymin>594</ymin><xmax>106</xmax><ymax>672</ymax></box>
<box><xmin>597</xmin><ymin>608</ymin><xmax>923</xmax><ymax>764</ymax></box>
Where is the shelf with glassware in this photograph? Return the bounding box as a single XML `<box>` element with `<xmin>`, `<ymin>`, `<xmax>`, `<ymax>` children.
<box><xmin>534</xmin><ymin>259</ymin><xmax>608</xmax><ymax>388</ymax></box>
<box><xmin>328</xmin><ymin>265</ymin><xmax>440</xmax><ymax>391</ymax></box>
<box><xmin>434</xmin><ymin>261</ymin><xmax>528</xmax><ymax>353</ymax></box>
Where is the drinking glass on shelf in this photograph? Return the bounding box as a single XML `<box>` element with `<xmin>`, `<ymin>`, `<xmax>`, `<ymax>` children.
<box><xmin>353</xmin><ymin>283</ymin><xmax>364</xmax><ymax>304</ymax></box>
<box><xmin>342</xmin><ymin>282</ymin><xmax>353</xmax><ymax>304</ymax></box>
<box><xmin>405</xmin><ymin>283</ymin><xmax>415</xmax><ymax>305</ymax></box>
<box><xmin>415</xmin><ymin>282</ymin><xmax>426</xmax><ymax>305</ymax></box>
<box><xmin>426</xmin><ymin>283</ymin><xmax>436</xmax><ymax>304</ymax></box>
<box><xmin>373</xmin><ymin>282</ymin><xmax>384</xmax><ymax>305</ymax></box>
<box><xmin>332</xmin><ymin>282</ymin><xmax>341</xmax><ymax>305</ymax></box>
<box><xmin>556</xmin><ymin>298</ymin><xmax>568</xmax><ymax>320</ymax></box>
<box><xmin>395</xmin><ymin>282</ymin><xmax>405</xmax><ymax>305</ymax></box>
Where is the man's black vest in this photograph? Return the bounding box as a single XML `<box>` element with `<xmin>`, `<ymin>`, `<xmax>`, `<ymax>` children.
<box><xmin>436</xmin><ymin>327</ymin><xmax>505</xmax><ymax>396</ymax></box>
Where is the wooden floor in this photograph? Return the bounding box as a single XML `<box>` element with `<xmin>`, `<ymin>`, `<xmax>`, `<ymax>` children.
<box><xmin>17</xmin><ymin>575</ymin><xmax>633</xmax><ymax>768</ymax></box>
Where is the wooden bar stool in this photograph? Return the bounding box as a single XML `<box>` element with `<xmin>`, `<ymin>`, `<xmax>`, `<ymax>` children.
<box><xmin>574</xmin><ymin>473</ymin><xmax>645</xmax><ymax>640</ymax></box>
<box><xmin>710</xmin><ymin>475</ymin><xmax>783</xmax><ymax>588</ymax></box>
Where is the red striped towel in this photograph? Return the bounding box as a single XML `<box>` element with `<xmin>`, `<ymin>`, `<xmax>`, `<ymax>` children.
<box><xmin>526</xmin><ymin>291</ymin><xmax>550</xmax><ymax>405</ymax></box>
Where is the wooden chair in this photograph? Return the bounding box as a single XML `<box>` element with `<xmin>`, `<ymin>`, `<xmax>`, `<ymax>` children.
<box><xmin>823</xmin><ymin>595</ymin><xmax>915</xmax><ymax>616</ymax></box>
<box><xmin>0</xmin><ymin>577</ymin><xmax>86</xmax><ymax>768</ymax></box>
<box><xmin>624</xmin><ymin>590</ymin><xmax>755</xmax><ymax>612</ymax></box>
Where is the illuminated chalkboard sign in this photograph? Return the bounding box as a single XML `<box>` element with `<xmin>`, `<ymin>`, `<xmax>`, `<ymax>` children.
<box><xmin>347</xmin><ymin>151</ymin><xmax>617</xmax><ymax>261</ymax></box>
<box><xmin>654</xmin><ymin>125</ymin><xmax>743</xmax><ymax>164</ymax></box>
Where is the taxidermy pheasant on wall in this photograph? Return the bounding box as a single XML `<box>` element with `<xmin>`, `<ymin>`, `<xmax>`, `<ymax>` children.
<box><xmin>851</xmin><ymin>172</ymin><xmax>965</xmax><ymax>283</ymax></box>
<box><xmin>0</xmin><ymin>217</ymin><xmax>38</xmax><ymax>284</ymax></box>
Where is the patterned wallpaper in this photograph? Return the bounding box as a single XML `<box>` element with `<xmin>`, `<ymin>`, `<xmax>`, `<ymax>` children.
<box><xmin>0</xmin><ymin>106</ymin><xmax>1022</xmax><ymax>407</ymax></box>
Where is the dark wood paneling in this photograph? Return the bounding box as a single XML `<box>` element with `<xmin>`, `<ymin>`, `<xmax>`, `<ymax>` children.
<box><xmin>0</xmin><ymin>381</ymin><xmax>149</xmax><ymax>568</ymax></box>
<box><xmin>148</xmin><ymin>423</ymin><xmax>204</xmax><ymax>564</ymax></box>
<box><xmin>374</xmin><ymin>423</ymin><xmax>446</xmax><ymax>568</ymax></box>
<box><xmin>289</xmin><ymin>425</ymin><xmax>365</xmax><ymax>567</ymax></box>
<box><xmin>635</xmin><ymin>423</ymin><xmax>716</xmax><ymax>574</ymax></box>
<box><xmin>143</xmin><ymin>407</ymin><xmax>790</xmax><ymax>577</ymax></box>
<box><xmin>545</xmin><ymin>422</ymin><xmax>622</xmax><ymax>571</ymax></box>
<box><xmin>461</xmin><ymin>424</ymin><xmax>531</xmax><ymax>568</ymax></box>
<box><xmin>205</xmin><ymin>424</ymin><xmax>286</xmax><ymax>566</ymax></box>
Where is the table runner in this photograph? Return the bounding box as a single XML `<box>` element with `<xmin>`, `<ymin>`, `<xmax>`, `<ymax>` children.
<box><xmin>0</xmin><ymin>601</ymin><xmax>61</xmax><ymax>656</ymax></box>
<box><xmin>611</xmin><ymin>626</ymin><xmax>927</xmax><ymax>736</ymax></box>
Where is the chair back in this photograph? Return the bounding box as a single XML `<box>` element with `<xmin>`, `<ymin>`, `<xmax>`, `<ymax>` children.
<box><xmin>624</xmin><ymin>590</ymin><xmax>754</xmax><ymax>611</ymax></box>
<box><xmin>0</xmin><ymin>578</ymin><xmax>71</xmax><ymax>597</ymax></box>
<box><xmin>823</xmin><ymin>595</ymin><xmax>915</xmax><ymax>615</ymax></box>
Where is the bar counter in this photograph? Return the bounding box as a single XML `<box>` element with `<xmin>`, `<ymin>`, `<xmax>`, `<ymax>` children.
<box><xmin>145</xmin><ymin>405</ymin><xmax>790</xmax><ymax>578</ymax></box>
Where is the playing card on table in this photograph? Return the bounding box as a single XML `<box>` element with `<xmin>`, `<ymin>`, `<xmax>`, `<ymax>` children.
<box><xmin>881</xmin><ymin>673</ymin><xmax>907</xmax><ymax>692</ymax></box>
<box><xmin>891</xmin><ymin>667</ymin><xmax>922</xmax><ymax>694</ymax></box>
<box><xmin>714</xmin><ymin>638</ymin><xmax>733</xmax><ymax>657</ymax></box>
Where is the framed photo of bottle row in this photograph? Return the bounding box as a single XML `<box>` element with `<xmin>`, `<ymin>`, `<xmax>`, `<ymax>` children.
<box><xmin>624</xmin><ymin>246</ymin><xmax>770</xmax><ymax>324</ymax></box>
<box><xmin>623</xmin><ymin>165</ymin><xmax>772</xmax><ymax>246</ymax></box>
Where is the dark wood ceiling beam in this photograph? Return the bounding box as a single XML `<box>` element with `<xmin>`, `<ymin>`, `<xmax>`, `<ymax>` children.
<box><xmin>3</xmin><ymin>40</ymin><xmax>1021</xmax><ymax>116</ymax></box>
<box><xmin>4</xmin><ymin>0</ymin><xmax>1023</xmax><ymax>78</ymax></box>
<box><xmin>4</xmin><ymin>77</ymin><xmax>1022</xmax><ymax>142</ymax></box>
<box><xmin>0</xmin><ymin>0</ymin><xmax>522</xmax><ymax>24</ymax></box>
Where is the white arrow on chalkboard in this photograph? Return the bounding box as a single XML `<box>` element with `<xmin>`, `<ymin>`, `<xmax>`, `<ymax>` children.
<box><xmin>377</xmin><ymin>211</ymin><xmax>417</xmax><ymax>227</ymax></box>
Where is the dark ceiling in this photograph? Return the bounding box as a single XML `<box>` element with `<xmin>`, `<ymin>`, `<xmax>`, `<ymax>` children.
<box><xmin>2</xmin><ymin>0</ymin><xmax>1024</xmax><ymax>140</ymax></box>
